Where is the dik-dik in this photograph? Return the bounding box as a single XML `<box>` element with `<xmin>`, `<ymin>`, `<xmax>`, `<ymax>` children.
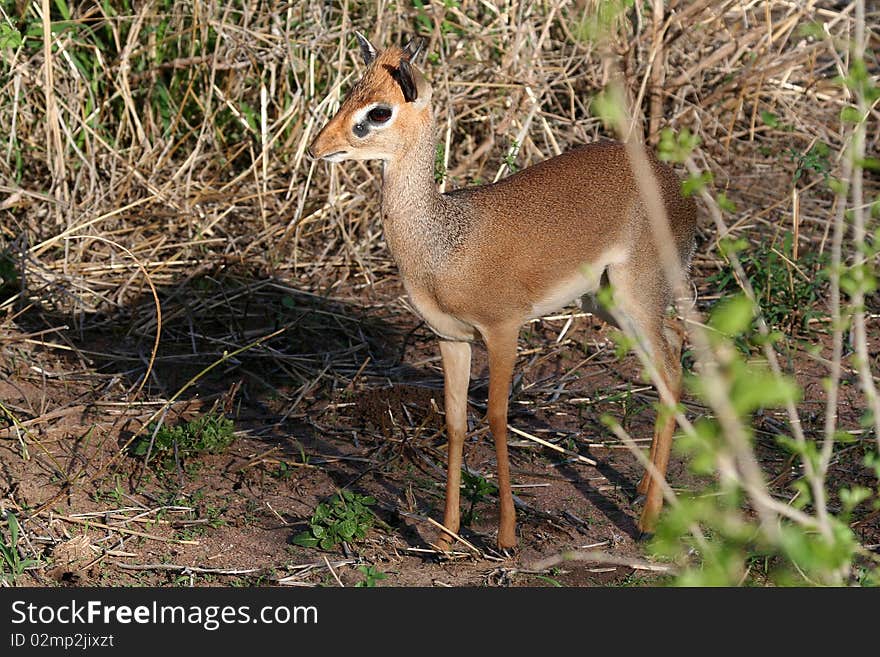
<box><xmin>309</xmin><ymin>35</ymin><xmax>697</xmax><ymax>551</ymax></box>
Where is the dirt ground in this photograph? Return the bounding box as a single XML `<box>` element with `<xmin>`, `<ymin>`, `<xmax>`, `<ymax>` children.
<box><xmin>1</xmin><ymin>267</ymin><xmax>877</xmax><ymax>587</ymax></box>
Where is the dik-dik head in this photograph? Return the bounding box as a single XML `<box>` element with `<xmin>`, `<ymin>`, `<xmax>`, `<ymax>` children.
<box><xmin>308</xmin><ymin>34</ymin><xmax>432</xmax><ymax>163</ymax></box>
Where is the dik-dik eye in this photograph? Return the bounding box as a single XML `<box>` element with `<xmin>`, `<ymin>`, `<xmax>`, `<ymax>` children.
<box><xmin>367</xmin><ymin>106</ymin><xmax>393</xmax><ymax>123</ymax></box>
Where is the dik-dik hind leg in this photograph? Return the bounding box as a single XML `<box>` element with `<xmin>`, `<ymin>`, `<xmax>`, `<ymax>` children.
<box><xmin>608</xmin><ymin>265</ymin><xmax>684</xmax><ymax>534</ymax></box>
<box><xmin>636</xmin><ymin>317</ymin><xmax>684</xmax><ymax>499</ymax></box>
<box><xmin>483</xmin><ymin>324</ymin><xmax>520</xmax><ymax>551</ymax></box>
<box><xmin>436</xmin><ymin>340</ymin><xmax>472</xmax><ymax>551</ymax></box>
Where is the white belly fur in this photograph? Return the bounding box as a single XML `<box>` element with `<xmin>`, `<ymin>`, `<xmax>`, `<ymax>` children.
<box><xmin>529</xmin><ymin>249</ymin><xmax>627</xmax><ymax>319</ymax></box>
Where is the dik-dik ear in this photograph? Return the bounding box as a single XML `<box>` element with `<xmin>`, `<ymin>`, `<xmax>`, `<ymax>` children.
<box><xmin>354</xmin><ymin>31</ymin><xmax>377</xmax><ymax>66</ymax></box>
<box><xmin>393</xmin><ymin>58</ymin><xmax>418</xmax><ymax>103</ymax></box>
<box><xmin>388</xmin><ymin>36</ymin><xmax>430</xmax><ymax>105</ymax></box>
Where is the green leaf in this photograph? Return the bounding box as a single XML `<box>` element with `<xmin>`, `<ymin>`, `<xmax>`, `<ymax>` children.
<box><xmin>291</xmin><ymin>532</ymin><xmax>319</xmax><ymax>548</ymax></box>
<box><xmin>657</xmin><ymin>127</ymin><xmax>701</xmax><ymax>163</ymax></box>
<box><xmin>840</xmin><ymin>263</ymin><xmax>878</xmax><ymax>297</ymax></box>
<box><xmin>731</xmin><ymin>367</ymin><xmax>800</xmax><ymax>414</ymax></box>
<box><xmin>796</xmin><ymin>22</ymin><xmax>824</xmax><ymax>40</ymax></box>
<box><xmin>709</xmin><ymin>294</ymin><xmax>754</xmax><ymax>336</ymax></box>
<box><xmin>676</xmin><ymin>418</ymin><xmax>722</xmax><ymax>475</ymax></box>
<box><xmin>0</xmin><ymin>23</ymin><xmax>22</xmax><ymax>50</ymax></box>
<box><xmin>839</xmin><ymin>486</ymin><xmax>872</xmax><ymax>514</ymax></box>
<box><xmin>7</xmin><ymin>512</ymin><xmax>19</xmax><ymax>546</ymax></box>
<box><xmin>681</xmin><ymin>171</ymin><xmax>713</xmax><ymax>197</ymax></box>
<box><xmin>760</xmin><ymin>110</ymin><xmax>779</xmax><ymax>128</ymax></box>
<box><xmin>608</xmin><ymin>329</ymin><xmax>633</xmax><ymax>360</ymax></box>
<box><xmin>827</xmin><ymin>177</ymin><xmax>847</xmax><ymax>195</ymax></box>
<box><xmin>832</xmin><ymin>429</ymin><xmax>858</xmax><ymax>445</ymax></box>
<box><xmin>591</xmin><ymin>86</ymin><xmax>626</xmax><ymax>128</ymax></box>
<box><xmin>716</xmin><ymin>192</ymin><xmax>737</xmax><ymax>213</ymax></box>
<box><xmin>54</xmin><ymin>0</ymin><xmax>72</xmax><ymax>20</ymax></box>
<box><xmin>717</xmin><ymin>236</ymin><xmax>748</xmax><ymax>257</ymax></box>
<box><xmin>130</xmin><ymin>440</ymin><xmax>148</xmax><ymax>456</ymax></box>
<box><xmin>840</xmin><ymin>106</ymin><xmax>862</xmax><ymax>124</ymax></box>
<box><xmin>337</xmin><ymin>519</ymin><xmax>356</xmax><ymax>540</ymax></box>
<box><xmin>790</xmin><ymin>478</ymin><xmax>812</xmax><ymax>510</ymax></box>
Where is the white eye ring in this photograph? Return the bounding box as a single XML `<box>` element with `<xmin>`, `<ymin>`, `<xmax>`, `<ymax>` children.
<box><xmin>353</xmin><ymin>103</ymin><xmax>398</xmax><ymax>134</ymax></box>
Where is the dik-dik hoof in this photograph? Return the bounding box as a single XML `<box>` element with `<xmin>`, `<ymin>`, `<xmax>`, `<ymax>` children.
<box><xmin>497</xmin><ymin>528</ymin><xmax>517</xmax><ymax>553</ymax></box>
<box><xmin>498</xmin><ymin>546</ymin><xmax>518</xmax><ymax>559</ymax></box>
<box><xmin>435</xmin><ymin>531</ymin><xmax>455</xmax><ymax>553</ymax></box>
<box><xmin>637</xmin><ymin>501</ymin><xmax>661</xmax><ymax>537</ymax></box>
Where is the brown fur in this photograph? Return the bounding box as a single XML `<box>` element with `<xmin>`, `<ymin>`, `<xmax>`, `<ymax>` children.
<box><xmin>310</xmin><ymin>42</ymin><xmax>697</xmax><ymax>550</ymax></box>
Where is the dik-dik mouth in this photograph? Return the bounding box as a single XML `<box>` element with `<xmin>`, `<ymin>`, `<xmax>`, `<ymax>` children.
<box><xmin>321</xmin><ymin>150</ymin><xmax>349</xmax><ymax>162</ymax></box>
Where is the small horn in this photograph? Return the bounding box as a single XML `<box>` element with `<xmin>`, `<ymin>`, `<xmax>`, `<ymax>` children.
<box><xmin>354</xmin><ymin>31</ymin><xmax>377</xmax><ymax>65</ymax></box>
<box><xmin>402</xmin><ymin>36</ymin><xmax>424</xmax><ymax>63</ymax></box>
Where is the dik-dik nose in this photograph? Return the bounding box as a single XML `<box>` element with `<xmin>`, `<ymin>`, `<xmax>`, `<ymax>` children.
<box><xmin>307</xmin><ymin>133</ymin><xmax>328</xmax><ymax>160</ymax></box>
<box><xmin>306</xmin><ymin>133</ymin><xmax>322</xmax><ymax>159</ymax></box>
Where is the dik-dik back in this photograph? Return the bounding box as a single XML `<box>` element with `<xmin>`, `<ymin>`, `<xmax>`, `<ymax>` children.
<box><xmin>438</xmin><ymin>142</ymin><xmax>696</xmax><ymax>325</ymax></box>
<box><xmin>310</xmin><ymin>35</ymin><xmax>697</xmax><ymax>551</ymax></box>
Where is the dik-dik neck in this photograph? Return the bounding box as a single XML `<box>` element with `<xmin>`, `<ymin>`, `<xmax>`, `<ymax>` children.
<box><xmin>381</xmin><ymin>118</ymin><xmax>440</xmax><ymax>222</ymax></box>
<box><xmin>380</xmin><ymin>115</ymin><xmax>469</xmax><ymax>280</ymax></box>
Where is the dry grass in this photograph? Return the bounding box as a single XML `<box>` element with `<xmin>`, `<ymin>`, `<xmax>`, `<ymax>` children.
<box><xmin>0</xmin><ymin>1</ymin><xmax>878</xmax><ymax>586</ymax></box>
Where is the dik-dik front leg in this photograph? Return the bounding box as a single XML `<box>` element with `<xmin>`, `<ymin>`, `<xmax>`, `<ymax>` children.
<box><xmin>436</xmin><ymin>339</ymin><xmax>471</xmax><ymax>551</ymax></box>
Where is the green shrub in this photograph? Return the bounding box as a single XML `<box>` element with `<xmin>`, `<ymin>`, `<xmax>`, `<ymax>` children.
<box><xmin>292</xmin><ymin>490</ymin><xmax>377</xmax><ymax>551</ymax></box>
<box><xmin>709</xmin><ymin>232</ymin><xmax>829</xmax><ymax>334</ymax></box>
<box><xmin>130</xmin><ymin>412</ymin><xmax>235</xmax><ymax>472</ymax></box>
<box><xmin>0</xmin><ymin>512</ymin><xmax>38</xmax><ymax>585</ymax></box>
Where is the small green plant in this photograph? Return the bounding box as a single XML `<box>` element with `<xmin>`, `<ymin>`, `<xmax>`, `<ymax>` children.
<box><xmin>502</xmin><ymin>140</ymin><xmax>520</xmax><ymax>173</ymax></box>
<box><xmin>788</xmin><ymin>141</ymin><xmax>831</xmax><ymax>184</ymax></box>
<box><xmin>0</xmin><ymin>21</ymin><xmax>23</xmax><ymax>50</ymax></box>
<box><xmin>129</xmin><ymin>412</ymin><xmax>236</xmax><ymax>472</ymax></box>
<box><xmin>708</xmin><ymin>231</ymin><xmax>829</xmax><ymax>334</ymax></box>
<box><xmin>203</xmin><ymin>504</ymin><xmax>227</xmax><ymax>529</ymax></box>
<box><xmin>0</xmin><ymin>512</ymin><xmax>38</xmax><ymax>584</ymax></box>
<box><xmin>92</xmin><ymin>475</ymin><xmax>127</xmax><ymax>506</ymax></box>
<box><xmin>270</xmin><ymin>461</ymin><xmax>294</xmax><ymax>481</ymax></box>
<box><xmin>761</xmin><ymin>110</ymin><xmax>780</xmax><ymax>128</ymax></box>
<box><xmin>355</xmin><ymin>564</ymin><xmax>387</xmax><ymax>587</ymax></box>
<box><xmin>461</xmin><ymin>470</ymin><xmax>498</xmax><ymax>526</ymax></box>
<box><xmin>292</xmin><ymin>490</ymin><xmax>377</xmax><ymax>551</ymax></box>
<box><xmin>759</xmin><ymin>110</ymin><xmax>794</xmax><ymax>132</ymax></box>
<box><xmin>658</xmin><ymin>127</ymin><xmax>701</xmax><ymax>164</ymax></box>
